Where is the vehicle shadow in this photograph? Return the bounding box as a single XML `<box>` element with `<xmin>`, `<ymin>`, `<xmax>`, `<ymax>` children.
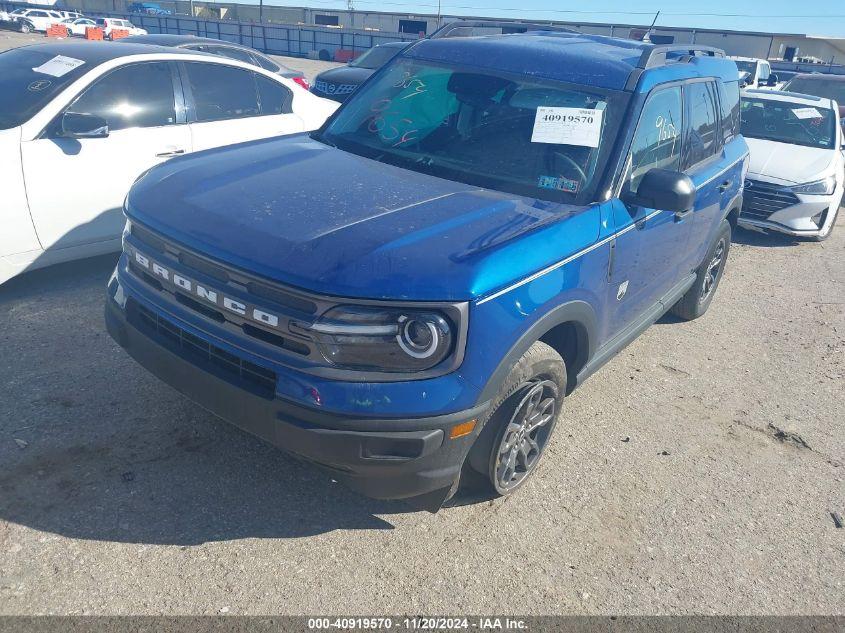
<box><xmin>731</xmin><ymin>225</ymin><xmax>802</xmax><ymax>247</ymax></box>
<box><xmin>0</xmin><ymin>256</ymin><xmax>426</xmax><ymax>546</ymax></box>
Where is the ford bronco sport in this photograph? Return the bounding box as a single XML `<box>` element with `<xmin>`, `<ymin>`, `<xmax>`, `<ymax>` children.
<box><xmin>106</xmin><ymin>32</ymin><xmax>747</xmax><ymax>508</ymax></box>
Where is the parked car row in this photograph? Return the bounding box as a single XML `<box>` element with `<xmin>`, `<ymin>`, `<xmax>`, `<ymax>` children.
<box><xmin>0</xmin><ymin>7</ymin><xmax>147</xmax><ymax>38</ymax></box>
<box><xmin>0</xmin><ymin>26</ymin><xmax>842</xmax><ymax>509</ymax></box>
<box><xmin>0</xmin><ymin>7</ymin><xmax>78</xmax><ymax>33</ymax></box>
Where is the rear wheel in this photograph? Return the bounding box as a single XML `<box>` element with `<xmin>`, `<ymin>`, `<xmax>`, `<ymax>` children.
<box><xmin>19</xmin><ymin>22</ymin><xmax>32</xmax><ymax>33</ymax></box>
<box><xmin>466</xmin><ymin>341</ymin><xmax>565</xmax><ymax>497</ymax></box>
<box><xmin>670</xmin><ymin>219</ymin><xmax>731</xmax><ymax>321</ymax></box>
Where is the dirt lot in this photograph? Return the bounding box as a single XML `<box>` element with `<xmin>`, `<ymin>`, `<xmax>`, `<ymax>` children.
<box><xmin>0</xmin><ymin>29</ymin><xmax>844</xmax><ymax>616</ymax></box>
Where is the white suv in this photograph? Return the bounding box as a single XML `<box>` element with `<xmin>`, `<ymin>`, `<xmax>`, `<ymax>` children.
<box><xmin>729</xmin><ymin>57</ymin><xmax>780</xmax><ymax>89</ymax></box>
<box><xmin>95</xmin><ymin>18</ymin><xmax>147</xmax><ymax>39</ymax></box>
<box><xmin>6</xmin><ymin>8</ymin><xmax>63</xmax><ymax>33</ymax></box>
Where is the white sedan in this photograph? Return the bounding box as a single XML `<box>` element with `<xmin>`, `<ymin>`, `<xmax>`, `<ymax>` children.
<box><xmin>738</xmin><ymin>90</ymin><xmax>844</xmax><ymax>241</ymax></box>
<box><xmin>59</xmin><ymin>17</ymin><xmax>98</xmax><ymax>36</ymax></box>
<box><xmin>95</xmin><ymin>18</ymin><xmax>147</xmax><ymax>39</ymax></box>
<box><xmin>0</xmin><ymin>42</ymin><xmax>339</xmax><ymax>285</ymax></box>
<box><xmin>3</xmin><ymin>8</ymin><xmax>64</xmax><ymax>33</ymax></box>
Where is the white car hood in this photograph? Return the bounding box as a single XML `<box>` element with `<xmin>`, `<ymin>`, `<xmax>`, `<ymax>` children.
<box><xmin>745</xmin><ymin>137</ymin><xmax>834</xmax><ymax>184</ymax></box>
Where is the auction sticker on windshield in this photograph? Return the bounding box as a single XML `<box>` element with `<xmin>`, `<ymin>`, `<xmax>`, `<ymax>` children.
<box><xmin>531</xmin><ymin>106</ymin><xmax>604</xmax><ymax>147</ymax></box>
<box><xmin>32</xmin><ymin>55</ymin><xmax>85</xmax><ymax>78</ymax></box>
<box><xmin>792</xmin><ymin>107</ymin><xmax>823</xmax><ymax>120</ymax></box>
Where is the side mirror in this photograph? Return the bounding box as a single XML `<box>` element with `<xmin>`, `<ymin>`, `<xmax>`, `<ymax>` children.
<box><xmin>622</xmin><ymin>168</ymin><xmax>696</xmax><ymax>214</ymax></box>
<box><xmin>61</xmin><ymin>112</ymin><xmax>109</xmax><ymax>139</ymax></box>
<box><xmin>767</xmin><ymin>74</ymin><xmax>779</xmax><ymax>87</ymax></box>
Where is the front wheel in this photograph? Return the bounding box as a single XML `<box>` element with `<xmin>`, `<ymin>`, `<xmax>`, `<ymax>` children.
<box><xmin>670</xmin><ymin>219</ymin><xmax>731</xmax><ymax>321</ymax></box>
<box><xmin>19</xmin><ymin>22</ymin><xmax>32</xmax><ymax>33</ymax></box>
<box><xmin>466</xmin><ymin>341</ymin><xmax>565</xmax><ymax>497</ymax></box>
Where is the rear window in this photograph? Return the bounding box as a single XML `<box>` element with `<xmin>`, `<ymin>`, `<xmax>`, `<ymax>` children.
<box><xmin>784</xmin><ymin>77</ymin><xmax>845</xmax><ymax>104</ymax></box>
<box><xmin>0</xmin><ymin>48</ymin><xmax>92</xmax><ymax>130</ymax></box>
<box><xmin>349</xmin><ymin>45</ymin><xmax>405</xmax><ymax>70</ymax></box>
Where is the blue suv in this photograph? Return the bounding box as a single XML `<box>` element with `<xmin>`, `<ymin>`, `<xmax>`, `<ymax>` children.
<box><xmin>106</xmin><ymin>32</ymin><xmax>747</xmax><ymax>508</ymax></box>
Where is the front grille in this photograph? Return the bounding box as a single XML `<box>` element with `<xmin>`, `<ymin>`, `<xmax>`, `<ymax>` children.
<box><xmin>129</xmin><ymin>222</ymin><xmax>318</xmax><ymax>315</ymax></box>
<box><xmin>129</xmin><ymin>259</ymin><xmax>311</xmax><ymax>356</ymax></box>
<box><xmin>130</xmin><ymin>300</ymin><xmax>277</xmax><ymax>397</ymax></box>
<box><xmin>741</xmin><ymin>180</ymin><xmax>800</xmax><ymax>221</ymax></box>
<box><xmin>313</xmin><ymin>80</ymin><xmax>357</xmax><ymax>97</ymax></box>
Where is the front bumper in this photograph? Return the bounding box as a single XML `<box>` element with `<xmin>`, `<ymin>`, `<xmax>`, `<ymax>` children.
<box><xmin>739</xmin><ymin>183</ymin><xmax>843</xmax><ymax>237</ymax></box>
<box><xmin>105</xmin><ymin>281</ymin><xmax>488</xmax><ymax>504</ymax></box>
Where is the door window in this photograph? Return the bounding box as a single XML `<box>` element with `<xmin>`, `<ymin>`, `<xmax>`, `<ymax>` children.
<box><xmin>628</xmin><ymin>86</ymin><xmax>683</xmax><ymax>192</ymax></box>
<box><xmin>718</xmin><ymin>80</ymin><xmax>741</xmax><ymax>142</ymax></box>
<box><xmin>184</xmin><ymin>62</ymin><xmax>261</xmax><ymax>121</ymax></box>
<box><xmin>683</xmin><ymin>81</ymin><xmax>720</xmax><ymax>168</ymax></box>
<box><xmin>66</xmin><ymin>62</ymin><xmax>176</xmax><ymax>131</ymax></box>
<box><xmin>255</xmin><ymin>74</ymin><xmax>292</xmax><ymax>115</ymax></box>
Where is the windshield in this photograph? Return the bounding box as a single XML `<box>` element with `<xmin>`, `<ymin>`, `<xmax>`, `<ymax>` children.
<box><xmin>318</xmin><ymin>58</ymin><xmax>623</xmax><ymax>203</ymax></box>
<box><xmin>0</xmin><ymin>48</ymin><xmax>92</xmax><ymax>130</ymax></box>
<box><xmin>734</xmin><ymin>61</ymin><xmax>757</xmax><ymax>78</ymax></box>
<box><xmin>740</xmin><ymin>97</ymin><xmax>836</xmax><ymax>149</ymax></box>
<box><xmin>349</xmin><ymin>45</ymin><xmax>405</xmax><ymax>70</ymax></box>
<box><xmin>784</xmin><ymin>77</ymin><xmax>845</xmax><ymax>104</ymax></box>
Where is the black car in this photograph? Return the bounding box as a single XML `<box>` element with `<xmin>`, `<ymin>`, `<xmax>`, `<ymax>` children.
<box><xmin>120</xmin><ymin>34</ymin><xmax>310</xmax><ymax>89</ymax></box>
<box><xmin>311</xmin><ymin>41</ymin><xmax>409</xmax><ymax>102</ymax></box>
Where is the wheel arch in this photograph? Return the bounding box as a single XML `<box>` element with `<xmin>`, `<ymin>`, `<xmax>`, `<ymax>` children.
<box><xmin>476</xmin><ymin>300</ymin><xmax>598</xmax><ymax>404</ymax></box>
<box><xmin>724</xmin><ymin>193</ymin><xmax>743</xmax><ymax>228</ymax></box>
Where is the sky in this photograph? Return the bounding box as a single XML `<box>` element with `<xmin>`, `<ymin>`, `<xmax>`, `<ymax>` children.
<box><xmin>250</xmin><ymin>0</ymin><xmax>845</xmax><ymax>38</ymax></box>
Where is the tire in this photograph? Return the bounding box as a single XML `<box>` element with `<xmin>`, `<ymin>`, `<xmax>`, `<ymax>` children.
<box><xmin>466</xmin><ymin>341</ymin><xmax>566</xmax><ymax>497</ymax></box>
<box><xmin>19</xmin><ymin>22</ymin><xmax>32</xmax><ymax>33</ymax></box>
<box><xmin>670</xmin><ymin>219</ymin><xmax>731</xmax><ymax>321</ymax></box>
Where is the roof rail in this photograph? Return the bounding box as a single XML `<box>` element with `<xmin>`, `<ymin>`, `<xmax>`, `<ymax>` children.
<box><xmin>636</xmin><ymin>44</ymin><xmax>726</xmax><ymax>69</ymax></box>
<box><xmin>429</xmin><ymin>19</ymin><xmax>578</xmax><ymax>39</ymax></box>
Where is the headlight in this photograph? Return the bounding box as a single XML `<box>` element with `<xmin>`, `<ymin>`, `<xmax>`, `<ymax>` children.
<box><xmin>791</xmin><ymin>175</ymin><xmax>836</xmax><ymax>195</ymax></box>
<box><xmin>309</xmin><ymin>305</ymin><xmax>455</xmax><ymax>372</ymax></box>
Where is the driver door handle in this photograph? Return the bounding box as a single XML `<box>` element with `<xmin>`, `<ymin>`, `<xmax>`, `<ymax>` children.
<box><xmin>718</xmin><ymin>179</ymin><xmax>733</xmax><ymax>193</ymax></box>
<box><xmin>156</xmin><ymin>148</ymin><xmax>186</xmax><ymax>158</ymax></box>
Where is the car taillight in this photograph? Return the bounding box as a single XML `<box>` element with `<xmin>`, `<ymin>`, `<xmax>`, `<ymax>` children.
<box><xmin>292</xmin><ymin>76</ymin><xmax>310</xmax><ymax>91</ymax></box>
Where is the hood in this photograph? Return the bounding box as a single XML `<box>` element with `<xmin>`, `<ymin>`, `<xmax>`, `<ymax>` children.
<box><xmin>127</xmin><ymin>135</ymin><xmax>589</xmax><ymax>301</ymax></box>
<box><xmin>314</xmin><ymin>66</ymin><xmax>375</xmax><ymax>86</ymax></box>
<box><xmin>745</xmin><ymin>137</ymin><xmax>836</xmax><ymax>184</ymax></box>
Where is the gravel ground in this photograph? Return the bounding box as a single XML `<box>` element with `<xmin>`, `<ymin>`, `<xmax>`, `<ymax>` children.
<box><xmin>1</xmin><ymin>28</ymin><xmax>844</xmax><ymax>616</ymax></box>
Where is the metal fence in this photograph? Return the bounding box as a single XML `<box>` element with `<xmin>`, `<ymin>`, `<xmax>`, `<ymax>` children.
<box><xmin>0</xmin><ymin>1</ymin><xmax>419</xmax><ymax>58</ymax></box>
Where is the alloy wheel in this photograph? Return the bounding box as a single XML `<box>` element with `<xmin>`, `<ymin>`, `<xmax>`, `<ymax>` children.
<box><xmin>700</xmin><ymin>238</ymin><xmax>726</xmax><ymax>302</ymax></box>
<box><xmin>494</xmin><ymin>379</ymin><xmax>557</xmax><ymax>491</ymax></box>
